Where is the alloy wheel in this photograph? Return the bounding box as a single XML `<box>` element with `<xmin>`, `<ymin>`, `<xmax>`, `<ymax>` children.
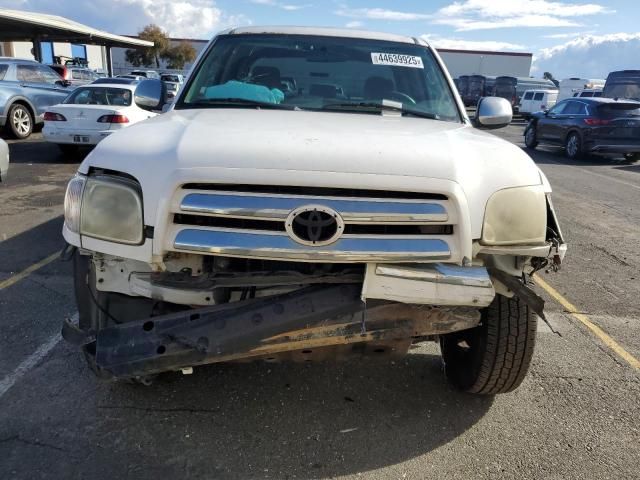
<box><xmin>12</xmin><ymin>106</ymin><xmax>31</xmax><ymax>137</ymax></box>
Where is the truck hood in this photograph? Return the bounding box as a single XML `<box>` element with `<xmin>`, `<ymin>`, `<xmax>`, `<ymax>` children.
<box><xmin>79</xmin><ymin>108</ymin><xmax>543</xmax><ymax>238</ymax></box>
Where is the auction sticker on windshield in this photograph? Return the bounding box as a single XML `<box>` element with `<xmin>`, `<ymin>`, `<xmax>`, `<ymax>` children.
<box><xmin>371</xmin><ymin>53</ymin><xmax>424</xmax><ymax>69</ymax></box>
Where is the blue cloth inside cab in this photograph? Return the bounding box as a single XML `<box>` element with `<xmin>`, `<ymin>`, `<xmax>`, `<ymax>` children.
<box><xmin>203</xmin><ymin>80</ymin><xmax>285</xmax><ymax>104</ymax></box>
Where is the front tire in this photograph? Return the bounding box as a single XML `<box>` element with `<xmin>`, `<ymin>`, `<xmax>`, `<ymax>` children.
<box><xmin>565</xmin><ymin>132</ymin><xmax>583</xmax><ymax>160</ymax></box>
<box><xmin>5</xmin><ymin>103</ymin><xmax>33</xmax><ymax>139</ymax></box>
<box><xmin>624</xmin><ymin>153</ymin><xmax>640</xmax><ymax>162</ymax></box>
<box><xmin>524</xmin><ymin>124</ymin><xmax>538</xmax><ymax>149</ymax></box>
<box><xmin>440</xmin><ymin>293</ymin><xmax>537</xmax><ymax>395</ymax></box>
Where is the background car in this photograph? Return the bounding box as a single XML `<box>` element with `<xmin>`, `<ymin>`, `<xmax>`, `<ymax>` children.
<box><xmin>42</xmin><ymin>82</ymin><xmax>157</xmax><ymax>154</ymax></box>
<box><xmin>519</xmin><ymin>89</ymin><xmax>558</xmax><ymax>119</ymax></box>
<box><xmin>160</xmin><ymin>73</ymin><xmax>184</xmax><ymax>101</ymax></box>
<box><xmin>49</xmin><ymin>64</ymin><xmax>102</xmax><ymax>86</ymax></box>
<box><xmin>524</xmin><ymin>97</ymin><xmax>640</xmax><ymax>161</ymax></box>
<box><xmin>116</xmin><ymin>74</ymin><xmax>145</xmax><ymax>81</ymax></box>
<box><xmin>92</xmin><ymin>77</ymin><xmax>140</xmax><ymax>85</ymax></box>
<box><xmin>0</xmin><ymin>137</ymin><xmax>8</xmax><ymax>182</ymax></box>
<box><xmin>572</xmin><ymin>88</ymin><xmax>603</xmax><ymax>98</ymax></box>
<box><xmin>130</xmin><ymin>69</ymin><xmax>160</xmax><ymax>79</ymax></box>
<box><xmin>0</xmin><ymin>58</ymin><xmax>73</xmax><ymax>139</ymax></box>
<box><xmin>558</xmin><ymin>78</ymin><xmax>605</xmax><ymax>101</ymax></box>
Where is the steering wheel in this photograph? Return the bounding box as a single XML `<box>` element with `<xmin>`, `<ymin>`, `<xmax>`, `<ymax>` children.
<box><xmin>390</xmin><ymin>91</ymin><xmax>417</xmax><ymax>105</ymax></box>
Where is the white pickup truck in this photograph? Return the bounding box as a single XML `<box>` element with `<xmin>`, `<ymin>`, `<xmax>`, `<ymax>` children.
<box><xmin>62</xmin><ymin>27</ymin><xmax>566</xmax><ymax>394</ymax></box>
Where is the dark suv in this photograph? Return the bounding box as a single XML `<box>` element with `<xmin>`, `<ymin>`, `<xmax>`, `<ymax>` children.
<box><xmin>524</xmin><ymin>97</ymin><xmax>640</xmax><ymax>160</ymax></box>
<box><xmin>0</xmin><ymin>58</ymin><xmax>73</xmax><ymax>138</ymax></box>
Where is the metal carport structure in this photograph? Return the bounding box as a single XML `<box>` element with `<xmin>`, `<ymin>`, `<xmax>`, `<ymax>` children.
<box><xmin>0</xmin><ymin>9</ymin><xmax>153</xmax><ymax>75</ymax></box>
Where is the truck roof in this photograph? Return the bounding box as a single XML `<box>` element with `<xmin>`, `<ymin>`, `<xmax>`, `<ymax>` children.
<box><xmin>223</xmin><ymin>26</ymin><xmax>420</xmax><ymax>45</ymax></box>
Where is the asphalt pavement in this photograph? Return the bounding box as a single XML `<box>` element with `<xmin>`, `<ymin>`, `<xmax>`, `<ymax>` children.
<box><xmin>0</xmin><ymin>126</ymin><xmax>638</xmax><ymax>480</ymax></box>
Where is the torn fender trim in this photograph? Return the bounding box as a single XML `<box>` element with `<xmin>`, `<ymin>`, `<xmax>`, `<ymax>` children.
<box><xmin>487</xmin><ymin>268</ymin><xmax>546</xmax><ymax>320</ymax></box>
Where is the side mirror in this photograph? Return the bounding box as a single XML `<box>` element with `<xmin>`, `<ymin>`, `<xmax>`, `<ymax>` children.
<box><xmin>474</xmin><ymin>96</ymin><xmax>512</xmax><ymax>129</ymax></box>
<box><xmin>56</xmin><ymin>80</ymin><xmax>72</xmax><ymax>88</ymax></box>
<box><xmin>134</xmin><ymin>79</ymin><xmax>166</xmax><ymax>111</ymax></box>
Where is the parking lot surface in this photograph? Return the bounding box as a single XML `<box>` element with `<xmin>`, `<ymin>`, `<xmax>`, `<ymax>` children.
<box><xmin>1</xmin><ymin>124</ymin><xmax>639</xmax><ymax>479</ymax></box>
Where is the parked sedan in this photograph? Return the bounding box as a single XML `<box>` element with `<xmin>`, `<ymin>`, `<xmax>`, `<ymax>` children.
<box><xmin>0</xmin><ymin>58</ymin><xmax>73</xmax><ymax>139</ymax></box>
<box><xmin>524</xmin><ymin>97</ymin><xmax>640</xmax><ymax>161</ymax></box>
<box><xmin>42</xmin><ymin>83</ymin><xmax>157</xmax><ymax>154</ymax></box>
<box><xmin>0</xmin><ymin>137</ymin><xmax>8</xmax><ymax>182</ymax></box>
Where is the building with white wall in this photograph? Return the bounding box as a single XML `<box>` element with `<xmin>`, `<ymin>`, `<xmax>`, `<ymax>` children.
<box><xmin>437</xmin><ymin>49</ymin><xmax>532</xmax><ymax>78</ymax></box>
<box><xmin>0</xmin><ymin>9</ymin><xmax>152</xmax><ymax>75</ymax></box>
<box><xmin>1</xmin><ymin>40</ymin><xmax>106</xmax><ymax>70</ymax></box>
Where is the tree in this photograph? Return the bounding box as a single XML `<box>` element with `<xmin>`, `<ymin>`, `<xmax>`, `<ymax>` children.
<box><xmin>125</xmin><ymin>24</ymin><xmax>170</xmax><ymax>68</ymax></box>
<box><xmin>162</xmin><ymin>41</ymin><xmax>197</xmax><ymax>70</ymax></box>
<box><xmin>543</xmin><ymin>71</ymin><xmax>560</xmax><ymax>87</ymax></box>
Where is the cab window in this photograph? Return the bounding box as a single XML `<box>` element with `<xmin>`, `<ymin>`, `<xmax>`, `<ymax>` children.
<box><xmin>523</xmin><ymin>92</ymin><xmax>534</xmax><ymax>100</ymax></box>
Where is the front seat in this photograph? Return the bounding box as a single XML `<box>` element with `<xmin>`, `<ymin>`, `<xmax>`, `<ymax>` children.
<box><xmin>251</xmin><ymin>66</ymin><xmax>282</xmax><ymax>90</ymax></box>
<box><xmin>363</xmin><ymin>76</ymin><xmax>395</xmax><ymax>100</ymax></box>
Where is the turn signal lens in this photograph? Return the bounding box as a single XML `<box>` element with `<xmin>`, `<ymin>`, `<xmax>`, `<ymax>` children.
<box><xmin>44</xmin><ymin>112</ymin><xmax>66</xmax><ymax>121</ymax></box>
<box><xmin>64</xmin><ymin>175</ymin><xmax>86</xmax><ymax>233</ymax></box>
<box><xmin>97</xmin><ymin>114</ymin><xmax>130</xmax><ymax>124</ymax></box>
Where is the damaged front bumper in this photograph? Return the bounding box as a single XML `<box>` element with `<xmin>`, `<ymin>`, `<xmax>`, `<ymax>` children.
<box><xmin>63</xmin><ymin>284</ymin><xmax>482</xmax><ymax>379</ymax></box>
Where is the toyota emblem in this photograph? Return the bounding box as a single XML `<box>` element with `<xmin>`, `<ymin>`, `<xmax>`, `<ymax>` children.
<box><xmin>285</xmin><ymin>205</ymin><xmax>344</xmax><ymax>246</ymax></box>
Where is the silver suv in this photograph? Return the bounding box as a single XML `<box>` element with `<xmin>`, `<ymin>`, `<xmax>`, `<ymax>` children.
<box><xmin>0</xmin><ymin>58</ymin><xmax>73</xmax><ymax>139</ymax></box>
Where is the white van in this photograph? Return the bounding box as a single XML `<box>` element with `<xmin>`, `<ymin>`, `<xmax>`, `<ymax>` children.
<box><xmin>519</xmin><ymin>89</ymin><xmax>558</xmax><ymax>118</ymax></box>
<box><xmin>558</xmin><ymin>78</ymin><xmax>605</xmax><ymax>101</ymax></box>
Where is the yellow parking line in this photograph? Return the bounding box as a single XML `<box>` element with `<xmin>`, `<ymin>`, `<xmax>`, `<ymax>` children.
<box><xmin>535</xmin><ymin>274</ymin><xmax>640</xmax><ymax>371</ymax></box>
<box><xmin>0</xmin><ymin>252</ymin><xmax>60</xmax><ymax>291</ymax></box>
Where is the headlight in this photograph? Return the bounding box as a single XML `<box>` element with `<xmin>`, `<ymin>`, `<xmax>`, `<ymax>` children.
<box><xmin>80</xmin><ymin>176</ymin><xmax>144</xmax><ymax>245</ymax></box>
<box><xmin>62</xmin><ymin>173</ymin><xmax>145</xmax><ymax>245</ymax></box>
<box><xmin>481</xmin><ymin>186</ymin><xmax>547</xmax><ymax>246</ymax></box>
<box><xmin>64</xmin><ymin>175</ymin><xmax>86</xmax><ymax>233</ymax></box>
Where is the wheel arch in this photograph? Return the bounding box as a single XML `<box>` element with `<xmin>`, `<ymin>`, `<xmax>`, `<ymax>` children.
<box><xmin>4</xmin><ymin>96</ymin><xmax>38</xmax><ymax>124</ymax></box>
<box><xmin>563</xmin><ymin>127</ymin><xmax>583</xmax><ymax>146</ymax></box>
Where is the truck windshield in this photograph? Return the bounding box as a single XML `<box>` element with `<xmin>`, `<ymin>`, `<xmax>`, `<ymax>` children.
<box><xmin>177</xmin><ymin>34</ymin><xmax>461</xmax><ymax>122</ymax></box>
<box><xmin>603</xmin><ymin>81</ymin><xmax>640</xmax><ymax>101</ymax></box>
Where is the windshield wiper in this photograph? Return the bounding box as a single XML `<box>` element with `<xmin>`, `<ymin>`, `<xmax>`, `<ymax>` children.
<box><xmin>322</xmin><ymin>102</ymin><xmax>440</xmax><ymax>120</ymax></box>
<box><xmin>180</xmin><ymin>98</ymin><xmax>296</xmax><ymax>110</ymax></box>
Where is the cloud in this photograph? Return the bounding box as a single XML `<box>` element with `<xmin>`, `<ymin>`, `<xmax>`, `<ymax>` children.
<box><xmin>345</xmin><ymin>21</ymin><xmax>364</xmax><ymax>28</ymax></box>
<box><xmin>433</xmin><ymin>0</ymin><xmax>611</xmax><ymax>31</ymax></box>
<box><xmin>542</xmin><ymin>31</ymin><xmax>592</xmax><ymax>39</ymax></box>
<box><xmin>250</xmin><ymin>0</ymin><xmax>309</xmax><ymax>11</ymax></box>
<box><xmin>0</xmin><ymin>0</ymin><xmax>249</xmax><ymax>37</ymax></box>
<box><xmin>421</xmin><ymin>34</ymin><xmax>526</xmax><ymax>51</ymax></box>
<box><xmin>533</xmin><ymin>33</ymin><xmax>640</xmax><ymax>78</ymax></box>
<box><xmin>335</xmin><ymin>7</ymin><xmax>431</xmax><ymax>21</ymax></box>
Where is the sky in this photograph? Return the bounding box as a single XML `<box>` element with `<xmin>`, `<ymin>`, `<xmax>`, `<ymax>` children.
<box><xmin>1</xmin><ymin>0</ymin><xmax>639</xmax><ymax>78</ymax></box>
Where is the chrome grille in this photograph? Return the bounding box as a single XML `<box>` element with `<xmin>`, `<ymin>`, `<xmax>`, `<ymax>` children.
<box><xmin>168</xmin><ymin>186</ymin><xmax>459</xmax><ymax>263</ymax></box>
